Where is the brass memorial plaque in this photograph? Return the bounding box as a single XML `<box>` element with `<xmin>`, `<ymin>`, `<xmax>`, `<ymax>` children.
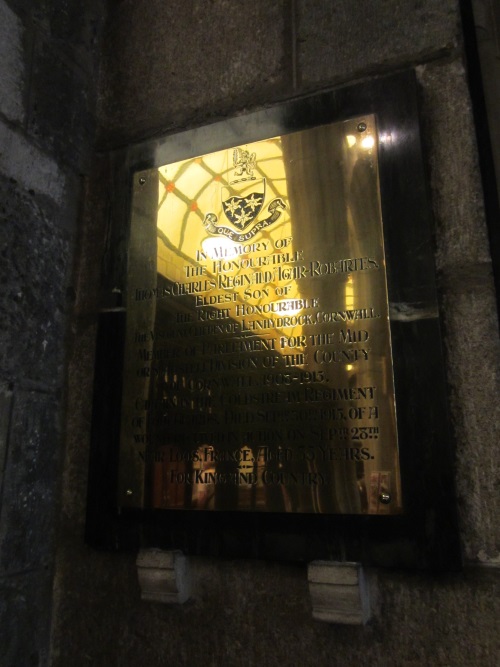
<box><xmin>119</xmin><ymin>115</ymin><xmax>402</xmax><ymax>514</ymax></box>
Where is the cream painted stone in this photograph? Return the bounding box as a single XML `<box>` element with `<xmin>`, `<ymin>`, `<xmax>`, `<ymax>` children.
<box><xmin>136</xmin><ymin>549</ymin><xmax>191</xmax><ymax>604</ymax></box>
<box><xmin>308</xmin><ymin>561</ymin><xmax>370</xmax><ymax>625</ymax></box>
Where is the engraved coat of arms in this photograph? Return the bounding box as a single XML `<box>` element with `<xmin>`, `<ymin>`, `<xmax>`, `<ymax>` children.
<box><xmin>202</xmin><ymin>147</ymin><xmax>286</xmax><ymax>242</ymax></box>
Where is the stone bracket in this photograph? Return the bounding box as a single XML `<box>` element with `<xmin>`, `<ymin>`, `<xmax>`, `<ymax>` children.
<box><xmin>136</xmin><ymin>549</ymin><xmax>191</xmax><ymax>604</ymax></box>
<box><xmin>308</xmin><ymin>561</ymin><xmax>371</xmax><ymax>625</ymax></box>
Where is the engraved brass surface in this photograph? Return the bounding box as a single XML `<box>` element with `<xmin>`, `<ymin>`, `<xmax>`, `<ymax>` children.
<box><xmin>119</xmin><ymin>115</ymin><xmax>402</xmax><ymax>514</ymax></box>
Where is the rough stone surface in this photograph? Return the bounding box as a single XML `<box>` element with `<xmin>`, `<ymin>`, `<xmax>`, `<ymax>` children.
<box><xmin>0</xmin><ymin>2</ymin><xmax>107</xmax><ymax>666</ymax></box>
<box><xmin>27</xmin><ymin>34</ymin><xmax>97</xmax><ymax>171</ymax></box>
<box><xmin>8</xmin><ymin>0</ymin><xmax>106</xmax><ymax>72</ymax></box>
<box><xmin>59</xmin><ymin>319</ymin><xmax>97</xmax><ymax>524</ymax></box>
<box><xmin>97</xmin><ymin>0</ymin><xmax>289</xmax><ymax>145</ymax></box>
<box><xmin>0</xmin><ymin>174</ymin><xmax>70</xmax><ymax>385</ymax></box>
<box><xmin>417</xmin><ymin>60</ymin><xmax>491</xmax><ymax>271</ymax></box>
<box><xmin>0</xmin><ymin>384</ymin><xmax>13</xmax><ymax>477</ymax></box>
<box><xmin>0</xmin><ymin>390</ymin><xmax>60</xmax><ymax>574</ymax></box>
<box><xmin>0</xmin><ymin>120</ymin><xmax>66</xmax><ymax>202</ymax></box>
<box><xmin>51</xmin><ymin>553</ymin><xmax>500</xmax><ymax>666</ymax></box>
<box><xmin>439</xmin><ymin>263</ymin><xmax>500</xmax><ymax>562</ymax></box>
<box><xmin>0</xmin><ymin>569</ymin><xmax>53</xmax><ymax>667</ymax></box>
<box><xmin>297</xmin><ymin>0</ymin><xmax>460</xmax><ymax>86</ymax></box>
<box><xmin>417</xmin><ymin>60</ymin><xmax>500</xmax><ymax>562</ymax></box>
<box><xmin>0</xmin><ymin>0</ymin><xmax>25</xmax><ymax>123</ymax></box>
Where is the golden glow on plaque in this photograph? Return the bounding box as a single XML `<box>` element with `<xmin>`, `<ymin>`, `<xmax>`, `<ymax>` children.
<box><xmin>119</xmin><ymin>115</ymin><xmax>402</xmax><ymax>516</ymax></box>
<box><xmin>361</xmin><ymin>135</ymin><xmax>375</xmax><ymax>150</ymax></box>
<box><xmin>201</xmin><ymin>235</ymin><xmax>238</xmax><ymax>260</ymax></box>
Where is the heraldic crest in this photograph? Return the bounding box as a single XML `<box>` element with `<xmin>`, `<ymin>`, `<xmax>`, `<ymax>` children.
<box><xmin>202</xmin><ymin>147</ymin><xmax>286</xmax><ymax>242</ymax></box>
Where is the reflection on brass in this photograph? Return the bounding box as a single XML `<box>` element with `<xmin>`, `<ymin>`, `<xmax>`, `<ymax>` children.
<box><xmin>118</xmin><ymin>115</ymin><xmax>402</xmax><ymax>515</ymax></box>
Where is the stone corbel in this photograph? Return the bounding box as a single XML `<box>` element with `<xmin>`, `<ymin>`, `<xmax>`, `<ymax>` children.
<box><xmin>308</xmin><ymin>561</ymin><xmax>371</xmax><ymax>625</ymax></box>
<box><xmin>136</xmin><ymin>549</ymin><xmax>191</xmax><ymax>604</ymax></box>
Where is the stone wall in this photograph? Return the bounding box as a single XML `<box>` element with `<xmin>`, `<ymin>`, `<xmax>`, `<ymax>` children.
<box><xmin>48</xmin><ymin>0</ymin><xmax>500</xmax><ymax>665</ymax></box>
<box><xmin>0</xmin><ymin>1</ymin><xmax>106</xmax><ymax>665</ymax></box>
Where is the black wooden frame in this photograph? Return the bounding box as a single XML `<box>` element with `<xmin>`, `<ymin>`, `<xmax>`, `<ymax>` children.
<box><xmin>86</xmin><ymin>70</ymin><xmax>462</xmax><ymax>570</ymax></box>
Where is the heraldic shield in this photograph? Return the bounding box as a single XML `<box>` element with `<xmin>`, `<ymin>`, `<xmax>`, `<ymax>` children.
<box><xmin>201</xmin><ymin>146</ymin><xmax>286</xmax><ymax>242</ymax></box>
<box><xmin>221</xmin><ymin>178</ymin><xmax>266</xmax><ymax>231</ymax></box>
